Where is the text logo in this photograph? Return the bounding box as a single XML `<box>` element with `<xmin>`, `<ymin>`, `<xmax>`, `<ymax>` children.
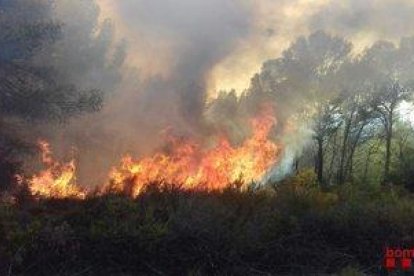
<box><xmin>385</xmin><ymin>247</ymin><xmax>414</xmax><ymax>270</ymax></box>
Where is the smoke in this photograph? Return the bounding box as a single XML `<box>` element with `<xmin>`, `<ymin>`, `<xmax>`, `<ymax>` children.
<box><xmin>310</xmin><ymin>0</ymin><xmax>414</xmax><ymax>48</ymax></box>
<box><xmin>97</xmin><ymin>0</ymin><xmax>414</xmax><ymax>95</ymax></box>
<box><xmin>33</xmin><ymin>0</ymin><xmax>414</xmax><ymax>186</ymax></box>
<box><xmin>99</xmin><ymin>0</ymin><xmax>252</xmax><ymax>132</ymax></box>
<box><xmin>209</xmin><ymin>0</ymin><xmax>414</xmax><ymax>94</ymax></box>
<box><xmin>258</xmin><ymin>118</ymin><xmax>315</xmax><ymax>182</ymax></box>
<box><xmin>36</xmin><ymin>0</ymin><xmax>254</xmax><ymax>186</ymax></box>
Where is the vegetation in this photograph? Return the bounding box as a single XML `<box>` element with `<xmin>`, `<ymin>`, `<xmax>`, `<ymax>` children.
<box><xmin>208</xmin><ymin>31</ymin><xmax>414</xmax><ymax>190</ymax></box>
<box><xmin>2</xmin><ymin>1</ymin><xmax>414</xmax><ymax>275</ymax></box>
<box><xmin>1</xmin><ymin>172</ymin><xmax>413</xmax><ymax>275</ymax></box>
<box><xmin>0</xmin><ymin>0</ymin><xmax>125</xmax><ymax>191</ymax></box>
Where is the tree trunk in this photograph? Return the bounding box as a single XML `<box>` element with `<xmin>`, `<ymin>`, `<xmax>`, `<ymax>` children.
<box><xmin>316</xmin><ymin>138</ymin><xmax>324</xmax><ymax>184</ymax></box>
<box><xmin>384</xmin><ymin>125</ymin><xmax>392</xmax><ymax>182</ymax></box>
<box><xmin>345</xmin><ymin>123</ymin><xmax>365</xmax><ymax>183</ymax></box>
<box><xmin>327</xmin><ymin>131</ymin><xmax>338</xmax><ymax>184</ymax></box>
<box><xmin>363</xmin><ymin>153</ymin><xmax>370</xmax><ymax>182</ymax></box>
<box><xmin>384</xmin><ymin>110</ymin><xmax>394</xmax><ymax>183</ymax></box>
<box><xmin>338</xmin><ymin>118</ymin><xmax>351</xmax><ymax>184</ymax></box>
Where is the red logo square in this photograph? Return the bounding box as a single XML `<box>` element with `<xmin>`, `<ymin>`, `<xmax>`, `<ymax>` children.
<box><xmin>402</xmin><ymin>258</ymin><xmax>412</xmax><ymax>270</ymax></box>
<box><xmin>385</xmin><ymin>258</ymin><xmax>396</xmax><ymax>270</ymax></box>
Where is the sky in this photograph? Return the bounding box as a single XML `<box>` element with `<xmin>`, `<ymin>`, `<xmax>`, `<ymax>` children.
<box><xmin>96</xmin><ymin>0</ymin><xmax>414</xmax><ymax>97</ymax></box>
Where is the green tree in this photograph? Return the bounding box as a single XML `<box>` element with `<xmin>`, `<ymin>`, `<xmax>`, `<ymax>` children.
<box><xmin>0</xmin><ymin>0</ymin><xmax>125</xmax><ymax>190</ymax></box>
<box><xmin>0</xmin><ymin>0</ymin><xmax>102</xmax><ymax>121</ymax></box>
<box><xmin>259</xmin><ymin>31</ymin><xmax>352</xmax><ymax>184</ymax></box>
<box><xmin>361</xmin><ymin>41</ymin><xmax>414</xmax><ymax>182</ymax></box>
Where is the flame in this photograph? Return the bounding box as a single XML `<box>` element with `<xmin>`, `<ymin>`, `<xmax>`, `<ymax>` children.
<box><xmin>28</xmin><ymin>141</ymin><xmax>86</xmax><ymax>199</ymax></box>
<box><xmin>25</xmin><ymin>107</ymin><xmax>282</xmax><ymax>199</ymax></box>
<box><xmin>103</xmin><ymin>107</ymin><xmax>281</xmax><ymax>197</ymax></box>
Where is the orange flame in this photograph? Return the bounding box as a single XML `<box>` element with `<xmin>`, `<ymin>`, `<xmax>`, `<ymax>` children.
<box><xmin>103</xmin><ymin>108</ymin><xmax>281</xmax><ymax>197</ymax></box>
<box><xmin>28</xmin><ymin>141</ymin><xmax>86</xmax><ymax>199</ymax></box>
<box><xmin>26</xmin><ymin>107</ymin><xmax>281</xmax><ymax>199</ymax></box>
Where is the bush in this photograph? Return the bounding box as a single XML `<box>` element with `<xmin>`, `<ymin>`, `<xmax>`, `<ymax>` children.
<box><xmin>2</xmin><ymin>177</ymin><xmax>414</xmax><ymax>275</ymax></box>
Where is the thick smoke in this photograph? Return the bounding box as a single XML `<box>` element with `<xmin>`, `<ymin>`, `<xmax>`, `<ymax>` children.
<box><xmin>310</xmin><ymin>0</ymin><xmax>414</xmax><ymax>48</ymax></box>
<box><xmin>100</xmin><ymin>0</ymin><xmax>414</xmax><ymax>95</ymax></box>
<box><xmin>112</xmin><ymin>0</ymin><xmax>252</xmax><ymax>133</ymax></box>
<box><xmin>38</xmin><ymin>0</ymin><xmax>414</xmax><ymax>186</ymax></box>
<box><xmin>40</xmin><ymin>0</ymin><xmax>254</xmax><ymax>186</ymax></box>
<box><xmin>206</xmin><ymin>0</ymin><xmax>414</xmax><ymax>93</ymax></box>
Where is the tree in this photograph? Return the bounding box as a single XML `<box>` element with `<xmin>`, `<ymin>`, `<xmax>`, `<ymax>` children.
<box><xmin>37</xmin><ymin>0</ymin><xmax>126</xmax><ymax>96</ymax></box>
<box><xmin>329</xmin><ymin>59</ymin><xmax>379</xmax><ymax>184</ymax></box>
<box><xmin>0</xmin><ymin>0</ymin><xmax>103</xmax><ymax>121</ymax></box>
<box><xmin>372</xmin><ymin>81</ymin><xmax>411</xmax><ymax>182</ymax></box>
<box><xmin>0</xmin><ymin>0</ymin><xmax>125</xmax><ymax>190</ymax></box>
<box><xmin>312</xmin><ymin>100</ymin><xmax>342</xmax><ymax>184</ymax></box>
<box><xmin>361</xmin><ymin>41</ymin><xmax>414</xmax><ymax>182</ymax></box>
<box><xmin>259</xmin><ymin>31</ymin><xmax>352</xmax><ymax>184</ymax></box>
<box><xmin>393</xmin><ymin>121</ymin><xmax>414</xmax><ymax>190</ymax></box>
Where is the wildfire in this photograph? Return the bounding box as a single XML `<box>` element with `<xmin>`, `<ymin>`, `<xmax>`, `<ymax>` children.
<box><xmin>28</xmin><ymin>141</ymin><xmax>86</xmax><ymax>199</ymax></box>
<box><xmin>103</xmin><ymin>108</ymin><xmax>281</xmax><ymax>197</ymax></box>
<box><xmin>25</xmin><ymin>108</ymin><xmax>281</xmax><ymax>199</ymax></box>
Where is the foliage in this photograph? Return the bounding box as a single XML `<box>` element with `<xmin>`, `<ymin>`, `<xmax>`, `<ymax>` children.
<box><xmin>2</xmin><ymin>174</ymin><xmax>414</xmax><ymax>275</ymax></box>
<box><xmin>207</xmin><ymin>31</ymin><xmax>414</xmax><ymax>188</ymax></box>
<box><xmin>0</xmin><ymin>0</ymin><xmax>103</xmax><ymax>121</ymax></box>
<box><xmin>0</xmin><ymin>0</ymin><xmax>126</xmax><ymax>191</ymax></box>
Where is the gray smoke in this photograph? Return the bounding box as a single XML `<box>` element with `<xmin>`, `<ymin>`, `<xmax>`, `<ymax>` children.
<box><xmin>35</xmin><ymin>0</ymin><xmax>254</xmax><ymax>186</ymax></box>
<box><xmin>32</xmin><ymin>0</ymin><xmax>414</xmax><ymax>186</ymax></box>
<box><xmin>309</xmin><ymin>0</ymin><xmax>414</xmax><ymax>46</ymax></box>
<box><xmin>115</xmin><ymin>0</ymin><xmax>251</xmax><ymax>133</ymax></box>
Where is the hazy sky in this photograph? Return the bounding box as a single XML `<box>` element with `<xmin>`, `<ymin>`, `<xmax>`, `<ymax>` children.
<box><xmin>97</xmin><ymin>0</ymin><xmax>414</xmax><ymax>96</ymax></box>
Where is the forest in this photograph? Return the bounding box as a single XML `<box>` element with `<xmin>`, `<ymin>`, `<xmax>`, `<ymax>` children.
<box><xmin>1</xmin><ymin>0</ymin><xmax>414</xmax><ymax>275</ymax></box>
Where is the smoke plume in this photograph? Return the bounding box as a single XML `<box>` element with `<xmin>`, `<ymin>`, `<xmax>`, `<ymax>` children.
<box><xmin>38</xmin><ymin>0</ymin><xmax>414</xmax><ymax>186</ymax></box>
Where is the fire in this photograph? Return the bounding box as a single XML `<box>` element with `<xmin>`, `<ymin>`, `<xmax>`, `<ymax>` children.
<box><xmin>25</xmin><ymin>108</ymin><xmax>281</xmax><ymax>199</ymax></box>
<box><xmin>28</xmin><ymin>141</ymin><xmax>86</xmax><ymax>199</ymax></box>
<box><xmin>103</xmin><ymin>108</ymin><xmax>281</xmax><ymax>197</ymax></box>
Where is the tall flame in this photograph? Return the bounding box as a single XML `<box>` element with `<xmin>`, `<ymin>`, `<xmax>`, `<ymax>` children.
<box><xmin>28</xmin><ymin>141</ymin><xmax>86</xmax><ymax>199</ymax></box>
<box><xmin>103</xmin><ymin>107</ymin><xmax>281</xmax><ymax>197</ymax></box>
<box><xmin>26</xmin><ymin>107</ymin><xmax>282</xmax><ymax>199</ymax></box>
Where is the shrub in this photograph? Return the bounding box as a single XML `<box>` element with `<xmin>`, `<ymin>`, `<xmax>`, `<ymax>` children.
<box><xmin>2</xmin><ymin>176</ymin><xmax>414</xmax><ymax>275</ymax></box>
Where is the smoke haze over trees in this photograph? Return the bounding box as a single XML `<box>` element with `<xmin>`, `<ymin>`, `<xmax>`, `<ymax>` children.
<box><xmin>3</xmin><ymin>1</ymin><xmax>414</xmax><ymax>275</ymax></box>
<box><xmin>0</xmin><ymin>0</ymin><xmax>125</xmax><ymax>189</ymax></box>
<box><xmin>1</xmin><ymin>0</ymin><xmax>414</xmax><ymax>189</ymax></box>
